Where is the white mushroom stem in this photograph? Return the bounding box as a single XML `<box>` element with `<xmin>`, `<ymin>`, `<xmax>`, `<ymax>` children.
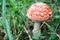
<box><xmin>33</xmin><ymin>22</ymin><xmax>40</xmax><ymax>33</ymax></box>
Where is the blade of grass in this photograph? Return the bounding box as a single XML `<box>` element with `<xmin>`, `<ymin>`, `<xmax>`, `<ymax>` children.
<box><xmin>44</xmin><ymin>22</ymin><xmax>55</xmax><ymax>32</ymax></box>
<box><xmin>8</xmin><ymin>0</ymin><xmax>17</xmax><ymax>12</ymax></box>
<box><xmin>22</xmin><ymin>25</ymin><xmax>32</xmax><ymax>40</ymax></box>
<box><xmin>2</xmin><ymin>0</ymin><xmax>13</xmax><ymax>40</ymax></box>
<box><xmin>16</xmin><ymin>25</ymin><xmax>24</xmax><ymax>40</ymax></box>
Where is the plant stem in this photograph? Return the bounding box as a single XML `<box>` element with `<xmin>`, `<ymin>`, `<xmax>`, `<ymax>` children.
<box><xmin>32</xmin><ymin>22</ymin><xmax>41</xmax><ymax>40</ymax></box>
<box><xmin>33</xmin><ymin>22</ymin><xmax>40</xmax><ymax>33</ymax></box>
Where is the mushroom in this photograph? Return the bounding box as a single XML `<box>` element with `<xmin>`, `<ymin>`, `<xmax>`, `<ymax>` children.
<box><xmin>26</xmin><ymin>2</ymin><xmax>52</xmax><ymax>39</ymax></box>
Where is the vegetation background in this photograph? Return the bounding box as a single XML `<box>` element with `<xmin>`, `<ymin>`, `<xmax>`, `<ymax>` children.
<box><xmin>0</xmin><ymin>0</ymin><xmax>60</xmax><ymax>40</ymax></box>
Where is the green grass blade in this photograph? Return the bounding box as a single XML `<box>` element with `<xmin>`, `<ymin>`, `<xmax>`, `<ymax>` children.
<box><xmin>44</xmin><ymin>22</ymin><xmax>55</xmax><ymax>32</ymax></box>
<box><xmin>2</xmin><ymin>0</ymin><xmax>13</xmax><ymax>40</ymax></box>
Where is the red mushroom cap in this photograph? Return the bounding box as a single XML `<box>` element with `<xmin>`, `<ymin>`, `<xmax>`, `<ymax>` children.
<box><xmin>27</xmin><ymin>2</ymin><xmax>52</xmax><ymax>21</ymax></box>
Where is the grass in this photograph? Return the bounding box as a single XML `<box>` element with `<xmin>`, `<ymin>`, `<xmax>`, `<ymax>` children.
<box><xmin>2</xmin><ymin>0</ymin><xmax>13</xmax><ymax>40</ymax></box>
<box><xmin>0</xmin><ymin>0</ymin><xmax>60</xmax><ymax>40</ymax></box>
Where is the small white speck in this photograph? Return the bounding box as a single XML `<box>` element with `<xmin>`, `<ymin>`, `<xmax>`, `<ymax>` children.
<box><xmin>34</xmin><ymin>12</ymin><xmax>36</xmax><ymax>14</ymax></box>
<box><xmin>47</xmin><ymin>10</ymin><xmax>49</xmax><ymax>12</ymax></box>
<box><xmin>36</xmin><ymin>8</ymin><xmax>38</xmax><ymax>9</ymax></box>
<box><xmin>41</xmin><ymin>13</ymin><xmax>44</xmax><ymax>15</ymax></box>
<box><xmin>43</xmin><ymin>7</ymin><xmax>46</xmax><ymax>8</ymax></box>
<box><xmin>44</xmin><ymin>16</ymin><xmax>47</xmax><ymax>17</ymax></box>
<box><xmin>37</xmin><ymin>12</ymin><xmax>39</xmax><ymax>14</ymax></box>
<box><xmin>39</xmin><ymin>9</ymin><xmax>42</xmax><ymax>11</ymax></box>
<box><xmin>49</xmin><ymin>12</ymin><xmax>52</xmax><ymax>14</ymax></box>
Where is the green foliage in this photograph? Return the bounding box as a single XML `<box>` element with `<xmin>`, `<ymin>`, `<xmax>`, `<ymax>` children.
<box><xmin>0</xmin><ymin>0</ymin><xmax>60</xmax><ymax>40</ymax></box>
<box><xmin>2</xmin><ymin>0</ymin><xmax>13</xmax><ymax>40</ymax></box>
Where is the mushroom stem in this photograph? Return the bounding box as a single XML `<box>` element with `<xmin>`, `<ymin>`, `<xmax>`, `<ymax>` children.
<box><xmin>33</xmin><ymin>22</ymin><xmax>40</xmax><ymax>33</ymax></box>
<box><xmin>32</xmin><ymin>22</ymin><xmax>41</xmax><ymax>40</ymax></box>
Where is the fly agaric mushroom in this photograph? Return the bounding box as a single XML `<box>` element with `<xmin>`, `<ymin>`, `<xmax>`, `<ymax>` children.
<box><xmin>26</xmin><ymin>2</ymin><xmax>52</xmax><ymax>35</ymax></box>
